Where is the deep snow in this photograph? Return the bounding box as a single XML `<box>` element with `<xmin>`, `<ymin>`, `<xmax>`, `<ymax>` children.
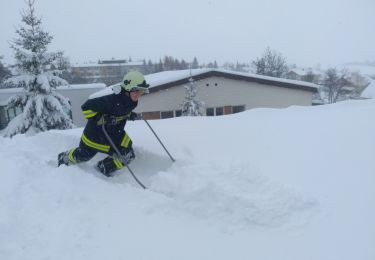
<box><xmin>1</xmin><ymin>99</ymin><xmax>374</xmax><ymax>260</ymax></box>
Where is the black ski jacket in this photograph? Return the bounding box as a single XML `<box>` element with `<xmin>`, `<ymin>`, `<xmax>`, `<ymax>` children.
<box><xmin>80</xmin><ymin>89</ymin><xmax>137</xmax><ymax>154</ymax></box>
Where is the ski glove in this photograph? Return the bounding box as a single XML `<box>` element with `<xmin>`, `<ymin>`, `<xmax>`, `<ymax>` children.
<box><xmin>128</xmin><ymin>112</ymin><xmax>140</xmax><ymax>121</ymax></box>
<box><xmin>97</xmin><ymin>115</ymin><xmax>117</xmax><ymax>126</ymax></box>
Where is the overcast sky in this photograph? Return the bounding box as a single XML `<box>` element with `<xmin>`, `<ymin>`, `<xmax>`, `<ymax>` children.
<box><xmin>1</xmin><ymin>0</ymin><xmax>374</xmax><ymax>68</ymax></box>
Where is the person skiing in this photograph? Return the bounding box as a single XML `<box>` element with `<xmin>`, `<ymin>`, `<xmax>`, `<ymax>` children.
<box><xmin>57</xmin><ymin>70</ymin><xmax>149</xmax><ymax>177</ymax></box>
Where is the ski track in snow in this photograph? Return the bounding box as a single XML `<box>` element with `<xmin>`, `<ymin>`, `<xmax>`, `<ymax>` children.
<box><xmin>148</xmin><ymin>160</ymin><xmax>318</xmax><ymax>232</ymax></box>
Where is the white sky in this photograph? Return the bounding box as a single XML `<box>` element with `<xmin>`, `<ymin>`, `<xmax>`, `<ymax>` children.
<box><xmin>0</xmin><ymin>0</ymin><xmax>374</xmax><ymax>67</ymax></box>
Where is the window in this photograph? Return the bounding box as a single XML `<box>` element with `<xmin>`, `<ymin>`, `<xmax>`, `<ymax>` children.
<box><xmin>206</xmin><ymin>108</ymin><xmax>214</xmax><ymax>116</ymax></box>
<box><xmin>15</xmin><ymin>106</ymin><xmax>23</xmax><ymax>115</ymax></box>
<box><xmin>0</xmin><ymin>106</ymin><xmax>7</xmax><ymax>130</ymax></box>
<box><xmin>161</xmin><ymin>111</ymin><xmax>174</xmax><ymax>119</ymax></box>
<box><xmin>175</xmin><ymin>110</ymin><xmax>182</xmax><ymax>117</ymax></box>
<box><xmin>7</xmin><ymin>107</ymin><xmax>16</xmax><ymax>121</ymax></box>
<box><xmin>216</xmin><ymin>107</ymin><xmax>224</xmax><ymax>116</ymax></box>
<box><xmin>233</xmin><ymin>105</ymin><xmax>245</xmax><ymax>114</ymax></box>
<box><xmin>2</xmin><ymin>105</ymin><xmax>23</xmax><ymax>129</ymax></box>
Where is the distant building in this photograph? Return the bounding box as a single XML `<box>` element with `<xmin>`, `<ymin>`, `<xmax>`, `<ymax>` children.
<box><xmin>286</xmin><ymin>68</ymin><xmax>323</xmax><ymax>84</ymax></box>
<box><xmin>70</xmin><ymin>59</ymin><xmax>146</xmax><ymax>85</ymax></box>
<box><xmin>130</xmin><ymin>69</ymin><xmax>319</xmax><ymax>119</ymax></box>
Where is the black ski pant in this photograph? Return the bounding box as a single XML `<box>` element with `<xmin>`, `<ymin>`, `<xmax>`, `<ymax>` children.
<box><xmin>67</xmin><ymin>139</ymin><xmax>133</xmax><ymax>173</ymax></box>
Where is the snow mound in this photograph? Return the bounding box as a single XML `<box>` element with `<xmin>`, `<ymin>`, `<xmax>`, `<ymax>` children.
<box><xmin>1</xmin><ymin>99</ymin><xmax>375</xmax><ymax>260</ymax></box>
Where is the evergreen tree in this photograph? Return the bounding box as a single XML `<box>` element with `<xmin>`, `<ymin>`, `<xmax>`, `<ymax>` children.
<box><xmin>181</xmin><ymin>75</ymin><xmax>204</xmax><ymax>116</ymax></box>
<box><xmin>191</xmin><ymin>57</ymin><xmax>199</xmax><ymax>69</ymax></box>
<box><xmin>156</xmin><ymin>59</ymin><xmax>163</xmax><ymax>72</ymax></box>
<box><xmin>3</xmin><ymin>0</ymin><xmax>73</xmax><ymax>137</ymax></box>
<box><xmin>180</xmin><ymin>59</ymin><xmax>188</xmax><ymax>70</ymax></box>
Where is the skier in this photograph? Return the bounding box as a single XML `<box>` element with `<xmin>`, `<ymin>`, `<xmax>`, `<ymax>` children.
<box><xmin>57</xmin><ymin>70</ymin><xmax>149</xmax><ymax>177</ymax></box>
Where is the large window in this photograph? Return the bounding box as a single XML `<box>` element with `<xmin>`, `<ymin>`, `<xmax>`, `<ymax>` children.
<box><xmin>232</xmin><ymin>105</ymin><xmax>245</xmax><ymax>114</ymax></box>
<box><xmin>7</xmin><ymin>106</ymin><xmax>23</xmax><ymax>121</ymax></box>
<box><xmin>175</xmin><ymin>110</ymin><xmax>182</xmax><ymax>117</ymax></box>
<box><xmin>0</xmin><ymin>105</ymin><xmax>23</xmax><ymax>130</ymax></box>
<box><xmin>206</xmin><ymin>108</ymin><xmax>214</xmax><ymax>116</ymax></box>
<box><xmin>216</xmin><ymin>107</ymin><xmax>224</xmax><ymax>116</ymax></box>
<box><xmin>206</xmin><ymin>107</ymin><xmax>225</xmax><ymax>116</ymax></box>
<box><xmin>161</xmin><ymin>111</ymin><xmax>174</xmax><ymax>119</ymax></box>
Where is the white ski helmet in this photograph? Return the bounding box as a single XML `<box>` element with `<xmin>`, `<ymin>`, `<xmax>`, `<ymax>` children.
<box><xmin>120</xmin><ymin>71</ymin><xmax>149</xmax><ymax>93</ymax></box>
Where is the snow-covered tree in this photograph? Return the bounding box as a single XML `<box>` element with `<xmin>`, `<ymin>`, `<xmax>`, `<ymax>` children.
<box><xmin>3</xmin><ymin>0</ymin><xmax>73</xmax><ymax>137</ymax></box>
<box><xmin>181</xmin><ymin>76</ymin><xmax>204</xmax><ymax>116</ymax></box>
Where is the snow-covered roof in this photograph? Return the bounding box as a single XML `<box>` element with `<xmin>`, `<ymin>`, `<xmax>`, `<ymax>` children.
<box><xmin>0</xmin><ymin>83</ymin><xmax>105</xmax><ymax>94</ymax></box>
<box><xmin>139</xmin><ymin>69</ymin><xmax>319</xmax><ymax>93</ymax></box>
<box><xmin>0</xmin><ymin>83</ymin><xmax>107</xmax><ymax>106</ymax></box>
<box><xmin>288</xmin><ymin>68</ymin><xmax>323</xmax><ymax>76</ymax></box>
<box><xmin>72</xmin><ymin>61</ymin><xmax>144</xmax><ymax>68</ymax></box>
<box><xmin>57</xmin><ymin>83</ymin><xmax>106</xmax><ymax>90</ymax></box>
<box><xmin>361</xmin><ymin>78</ymin><xmax>375</xmax><ymax>99</ymax></box>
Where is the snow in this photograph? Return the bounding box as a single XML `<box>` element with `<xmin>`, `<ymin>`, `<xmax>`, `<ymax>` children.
<box><xmin>337</xmin><ymin>63</ymin><xmax>375</xmax><ymax>77</ymax></box>
<box><xmin>1</xmin><ymin>99</ymin><xmax>375</xmax><ymax>259</ymax></box>
<box><xmin>361</xmin><ymin>78</ymin><xmax>375</xmax><ymax>98</ymax></box>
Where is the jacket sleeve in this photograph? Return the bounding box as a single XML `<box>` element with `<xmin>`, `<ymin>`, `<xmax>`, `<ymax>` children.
<box><xmin>81</xmin><ymin>94</ymin><xmax>137</xmax><ymax>119</ymax></box>
<box><xmin>81</xmin><ymin>96</ymin><xmax>113</xmax><ymax>119</ymax></box>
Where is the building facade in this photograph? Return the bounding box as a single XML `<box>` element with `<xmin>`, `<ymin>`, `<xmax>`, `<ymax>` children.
<box><xmin>135</xmin><ymin>69</ymin><xmax>319</xmax><ymax>119</ymax></box>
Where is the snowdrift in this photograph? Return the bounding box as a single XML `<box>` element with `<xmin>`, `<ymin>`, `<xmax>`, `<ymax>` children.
<box><xmin>1</xmin><ymin>99</ymin><xmax>374</xmax><ymax>260</ymax></box>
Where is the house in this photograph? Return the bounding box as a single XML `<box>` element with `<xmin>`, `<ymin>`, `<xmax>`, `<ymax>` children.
<box><xmin>0</xmin><ymin>69</ymin><xmax>320</xmax><ymax>129</ymax></box>
<box><xmin>134</xmin><ymin>69</ymin><xmax>319</xmax><ymax>119</ymax></box>
<box><xmin>0</xmin><ymin>83</ymin><xmax>106</xmax><ymax>130</ymax></box>
<box><xmin>286</xmin><ymin>68</ymin><xmax>323</xmax><ymax>84</ymax></box>
<box><xmin>361</xmin><ymin>77</ymin><xmax>375</xmax><ymax>99</ymax></box>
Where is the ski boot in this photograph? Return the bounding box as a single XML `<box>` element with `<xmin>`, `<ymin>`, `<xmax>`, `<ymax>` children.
<box><xmin>96</xmin><ymin>150</ymin><xmax>135</xmax><ymax>177</ymax></box>
<box><xmin>57</xmin><ymin>151</ymin><xmax>70</xmax><ymax>167</ymax></box>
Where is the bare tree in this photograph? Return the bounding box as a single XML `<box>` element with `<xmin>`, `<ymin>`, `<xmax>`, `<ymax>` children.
<box><xmin>252</xmin><ymin>47</ymin><xmax>288</xmax><ymax>78</ymax></box>
<box><xmin>322</xmin><ymin>68</ymin><xmax>353</xmax><ymax>103</ymax></box>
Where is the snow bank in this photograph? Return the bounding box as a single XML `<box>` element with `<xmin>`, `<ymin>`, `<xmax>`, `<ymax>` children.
<box><xmin>1</xmin><ymin>99</ymin><xmax>375</xmax><ymax>260</ymax></box>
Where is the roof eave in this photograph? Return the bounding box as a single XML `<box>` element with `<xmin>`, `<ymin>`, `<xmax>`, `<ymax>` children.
<box><xmin>149</xmin><ymin>70</ymin><xmax>318</xmax><ymax>93</ymax></box>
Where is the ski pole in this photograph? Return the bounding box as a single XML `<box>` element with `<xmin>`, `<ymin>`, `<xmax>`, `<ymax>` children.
<box><xmin>142</xmin><ymin>118</ymin><xmax>176</xmax><ymax>162</ymax></box>
<box><xmin>101</xmin><ymin>122</ymin><xmax>146</xmax><ymax>189</ymax></box>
